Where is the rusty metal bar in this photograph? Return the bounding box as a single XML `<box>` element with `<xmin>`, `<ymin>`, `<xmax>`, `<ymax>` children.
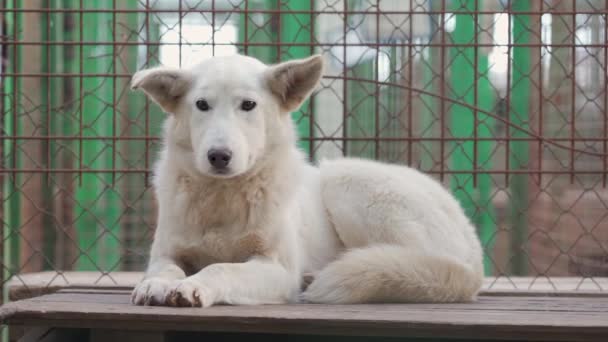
<box><xmin>604</xmin><ymin>0</ymin><xmax>608</xmax><ymax>187</ymax></box>
<box><xmin>0</xmin><ymin>8</ymin><xmax>605</xmax><ymax>15</ymax></box>
<box><xmin>342</xmin><ymin>0</ymin><xmax>347</xmax><ymax>156</ymax></box>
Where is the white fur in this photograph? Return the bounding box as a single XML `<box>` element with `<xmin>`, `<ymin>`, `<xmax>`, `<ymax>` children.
<box><xmin>130</xmin><ymin>54</ymin><xmax>484</xmax><ymax>307</ymax></box>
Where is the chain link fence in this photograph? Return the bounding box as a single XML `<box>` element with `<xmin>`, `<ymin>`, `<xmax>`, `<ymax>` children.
<box><xmin>1</xmin><ymin>0</ymin><xmax>608</xmax><ymax>302</ymax></box>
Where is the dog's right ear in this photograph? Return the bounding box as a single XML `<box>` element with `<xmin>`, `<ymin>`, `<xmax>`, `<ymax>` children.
<box><xmin>265</xmin><ymin>55</ymin><xmax>324</xmax><ymax>113</ymax></box>
<box><xmin>131</xmin><ymin>67</ymin><xmax>191</xmax><ymax>114</ymax></box>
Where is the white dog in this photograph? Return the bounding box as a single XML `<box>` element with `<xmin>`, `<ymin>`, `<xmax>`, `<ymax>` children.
<box><xmin>130</xmin><ymin>54</ymin><xmax>484</xmax><ymax>307</ymax></box>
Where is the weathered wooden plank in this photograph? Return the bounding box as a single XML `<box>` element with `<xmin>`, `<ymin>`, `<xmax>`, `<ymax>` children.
<box><xmin>1</xmin><ymin>291</ymin><xmax>607</xmax><ymax>341</ymax></box>
<box><xmin>8</xmin><ymin>272</ymin><xmax>608</xmax><ymax>302</ymax></box>
<box><xmin>23</xmin><ymin>290</ymin><xmax>608</xmax><ymax>313</ymax></box>
<box><xmin>6</xmin><ymin>272</ymin><xmax>141</xmax><ymax>301</ymax></box>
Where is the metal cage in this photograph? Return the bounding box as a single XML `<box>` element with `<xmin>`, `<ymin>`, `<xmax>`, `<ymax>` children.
<box><xmin>1</xmin><ymin>0</ymin><xmax>608</xmax><ymax>300</ymax></box>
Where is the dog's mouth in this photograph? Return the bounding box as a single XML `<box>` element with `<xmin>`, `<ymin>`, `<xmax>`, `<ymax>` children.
<box><xmin>212</xmin><ymin>168</ymin><xmax>230</xmax><ymax>175</ymax></box>
<box><xmin>205</xmin><ymin>167</ymin><xmax>239</xmax><ymax>179</ymax></box>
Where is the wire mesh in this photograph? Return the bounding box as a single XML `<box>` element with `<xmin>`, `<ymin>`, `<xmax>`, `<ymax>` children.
<box><xmin>1</xmin><ymin>0</ymin><xmax>608</xmax><ymax>301</ymax></box>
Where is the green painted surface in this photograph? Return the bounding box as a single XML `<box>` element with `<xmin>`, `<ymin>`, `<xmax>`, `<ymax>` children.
<box><xmin>419</xmin><ymin>42</ymin><xmax>435</xmax><ymax>171</ymax></box>
<box><xmin>449</xmin><ymin>1</ymin><xmax>495</xmax><ymax>275</ymax></box>
<box><xmin>6</xmin><ymin>0</ymin><xmax>24</xmax><ymax>276</ymax></box>
<box><xmin>347</xmin><ymin>59</ymin><xmax>376</xmax><ymax>159</ymax></box>
<box><xmin>3</xmin><ymin>0</ymin><xmax>21</xmax><ymax>309</ymax></box>
<box><xmin>239</xmin><ymin>1</ymin><xmax>313</xmax><ymax>154</ymax></box>
<box><xmin>40</xmin><ymin>0</ymin><xmax>58</xmax><ymax>270</ymax></box>
<box><xmin>449</xmin><ymin>1</ymin><xmax>477</xmax><ymax>220</ymax></box>
<box><xmin>280</xmin><ymin>1</ymin><xmax>313</xmax><ymax>154</ymax></box>
<box><xmin>75</xmin><ymin>1</ymin><xmax>120</xmax><ymax>270</ymax></box>
<box><xmin>62</xmin><ymin>0</ymin><xmax>80</xmax><ymax>269</ymax></box>
<box><xmin>121</xmin><ymin>0</ymin><xmax>144</xmax><ymax>271</ymax></box>
<box><xmin>238</xmin><ymin>0</ymin><xmax>278</xmax><ymax>64</ymax></box>
<box><xmin>476</xmin><ymin>55</ymin><xmax>496</xmax><ymax>275</ymax></box>
<box><xmin>509</xmin><ymin>0</ymin><xmax>531</xmax><ymax>275</ymax></box>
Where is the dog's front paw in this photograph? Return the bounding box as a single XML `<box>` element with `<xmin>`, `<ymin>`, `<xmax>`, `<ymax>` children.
<box><xmin>131</xmin><ymin>278</ymin><xmax>173</xmax><ymax>306</ymax></box>
<box><xmin>165</xmin><ymin>278</ymin><xmax>213</xmax><ymax>308</ymax></box>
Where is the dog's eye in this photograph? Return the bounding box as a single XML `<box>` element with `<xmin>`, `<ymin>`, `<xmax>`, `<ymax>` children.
<box><xmin>241</xmin><ymin>100</ymin><xmax>257</xmax><ymax>111</ymax></box>
<box><xmin>196</xmin><ymin>99</ymin><xmax>210</xmax><ymax>111</ymax></box>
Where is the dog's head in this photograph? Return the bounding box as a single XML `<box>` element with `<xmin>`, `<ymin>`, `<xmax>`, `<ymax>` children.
<box><xmin>132</xmin><ymin>54</ymin><xmax>323</xmax><ymax>178</ymax></box>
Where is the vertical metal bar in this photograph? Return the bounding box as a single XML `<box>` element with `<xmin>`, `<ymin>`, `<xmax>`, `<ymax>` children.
<box><xmin>20</xmin><ymin>0</ymin><xmax>45</xmax><ymax>272</ymax></box>
<box><xmin>112</xmin><ymin>0</ymin><xmax>117</xmax><ymax>185</ymax></box>
<box><xmin>538</xmin><ymin>0</ymin><xmax>544</xmax><ymax>186</ymax></box>
<box><xmin>243</xmin><ymin>0</ymin><xmax>249</xmax><ymax>55</ymax></box>
<box><xmin>419</xmin><ymin>1</ymin><xmax>436</xmax><ymax>172</ymax></box>
<box><xmin>276</xmin><ymin>0</ymin><xmax>281</xmax><ymax>62</ymax></box>
<box><xmin>46</xmin><ymin>0</ymin><xmax>66</xmax><ymax>270</ymax></box>
<box><xmin>40</xmin><ymin>4</ymin><xmax>53</xmax><ymax>266</ymax></box>
<box><xmin>604</xmin><ymin>0</ymin><xmax>608</xmax><ymax>187</ymax></box>
<box><xmin>5</xmin><ymin>0</ymin><xmax>20</xmax><ymax>287</ymax></box>
<box><xmin>505</xmin><ymin>0</ymin><xmax>512</xmax><ymax>188</ymax></box>
<box><xmin>0</xmin><ymin>0</ymin><xmax>7</xmax><ymax>304</ymax></box>
<box><xmin>374</xmin><ymin>0</ymin><xmax>380</xmax><ymax>160</ymax></box>
<box><xmin>407</xmin><ymin>0</ymin><xmax>413</xmax><ymax>166</ymax></box>
<box><xmin>107</xmin><ymin>0</ymin><xmax>120</xmax><ymax>270</ymax></box>
<box><xmin>178</xmin><ymin>0</ymin><xmax>182</xmax><ymax>67</ymax></box>
<box><xmin>211</xmin><ymin>0</ymin><xmax>216</xmax><ymax>56</ymax></box>
<box><xmin>62</xmin><ymin>0</ymin><xmax>77</xmax><ymax>270</ymax></box>
<box><xmin>10</xmin><ymin>0</ymin><xmax>20</xmax><ymax>273</ymax></box>
<box><xmin>100</xmin><ymin>1</ymin><xmax>120</xmax><ymax>270</ymax></box>
<box><xmin>11</xmin><ymin>0</ymin><xmax>17</xmax><ymax>185</ymax></box>
<box><xmin>342</xmin><ymin>0</ymin><xmax>348</xmax><ymax>156</ymax></box>
<box><xmin>473</xmin><ymin>0</ymin><xmax>479</xmax><ymax>187</ymax></box>
<box><xmin>570</xmin><ymin>0</ymin><xmax>576</xmax><ymax>184</ymax></box>
<box><xmin>45</xmin><ymin>6</ymin><xmax>51</xmax><ymax>186</ymax></box>
<box><xmin>144</xmin><ymin>0</ymin><xmax>150</xmax><ymax>185</ymax></box>
<box><xmin>78</xmin><ymin>0</ymin><xmax>83</xmax><ymax>186</ymax></box>
<box><xmin>439</xmin><ymin>0</ymin><xmax>446</xmax><ymax>182</ymax></box>
<box><xmin>309</xmin><ymin>0</ymin><xmax>315</xmax><ymax>161</ymax></box>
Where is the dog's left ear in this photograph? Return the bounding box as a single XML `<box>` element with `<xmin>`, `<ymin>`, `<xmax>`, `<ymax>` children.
<box><xmin>131</xmin><ymin>66</ymin><xmax>192</xmax><ymax>114</ymax></box>
<box><xmin>265</xmin><ymin>55</ymin><xmax>324</xmax><ymax>112</ymax></box>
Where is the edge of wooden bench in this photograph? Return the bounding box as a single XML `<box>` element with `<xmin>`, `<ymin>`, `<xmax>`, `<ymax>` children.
<box><xmin>4</xmin><ymin>272</ymin><xmax>608</xmax><ymax>301</ymax></box>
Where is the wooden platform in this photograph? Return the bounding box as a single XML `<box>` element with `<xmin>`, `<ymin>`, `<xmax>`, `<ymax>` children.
<box><xmin>1</xmin><ymin>288</ymin><xmax>608</xmax><ymax>342</ymax></box>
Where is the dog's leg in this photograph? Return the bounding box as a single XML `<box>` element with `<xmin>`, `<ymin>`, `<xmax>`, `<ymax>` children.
<box><xmin>161</xmin><ymin>216</ymin><xmax>301</xmax><ymax>307</ymax></box>
<box><xmin>164</xmin><ymin>257</ymin><xmax>298</xmax><ymax>307</ymax></box>
<box><xmin>131</xmin><ymin>256</ymin><xmax>187</xmax><ymax>306</ymax></box>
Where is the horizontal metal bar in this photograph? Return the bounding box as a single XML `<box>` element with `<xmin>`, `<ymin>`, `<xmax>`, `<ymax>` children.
<box><xmin>2</xmin><ymin>41</ymin><xmax>606</xmax><ymax>49</ymax></box>
<box><xmin>0</xmin><ymin>169</ymin><xmax>604</xmax><ymax>175</ymax></box>
<box><xmin>3</xmin><ymin>136</ymin><xmax>608</xmax><ymax>143</ymax></box>
<box><xmin>0</xmin><ymin>9</ymin><xmax>605</xmax><ymax>15</ymax></box>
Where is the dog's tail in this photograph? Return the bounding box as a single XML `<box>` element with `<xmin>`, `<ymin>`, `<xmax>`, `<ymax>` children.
<box><xmin>300</xmin><ymin>244</ymin><xmax>483</xmax><ymax>303</ymax></box>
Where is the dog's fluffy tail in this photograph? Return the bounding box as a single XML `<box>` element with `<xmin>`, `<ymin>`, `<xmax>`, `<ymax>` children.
<box><xmin>300</xmin><ymin>244</ymin><xmax>483</xmax><ymax>304</ymax></box>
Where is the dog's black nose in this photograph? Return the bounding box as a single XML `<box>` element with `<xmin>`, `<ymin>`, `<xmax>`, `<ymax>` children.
<box><xmin>207</xmin><ymin>149</ymin><xmax>232</xmax><ymax>169</ymax></box>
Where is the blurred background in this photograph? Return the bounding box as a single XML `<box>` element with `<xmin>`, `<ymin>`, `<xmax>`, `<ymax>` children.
<box><xmin>1</xmin><ymin>0</ymin><xmax>608</xmax><ymax>299</ymax></box>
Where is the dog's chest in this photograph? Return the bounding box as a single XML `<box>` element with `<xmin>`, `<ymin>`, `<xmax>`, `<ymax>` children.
<box><xmin>171</xmin><ymin>175</ymin><xmax>276</xmax><ymax>264</ymax></box>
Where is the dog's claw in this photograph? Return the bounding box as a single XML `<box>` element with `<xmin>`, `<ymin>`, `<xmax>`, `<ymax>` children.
<box><xmin>164</xmin><ymin>280</ymin><xmax>207</xmax><ymax>307</ymax></box>
<box><xmin>166</xmin><ymin>289</ymin><xmax>178</xmax><ymax>306</ymax></box>
<box><xmin>192</xmin><ymin>290</ymin><xmax>202</xmax><ymax>307</ymax></box>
